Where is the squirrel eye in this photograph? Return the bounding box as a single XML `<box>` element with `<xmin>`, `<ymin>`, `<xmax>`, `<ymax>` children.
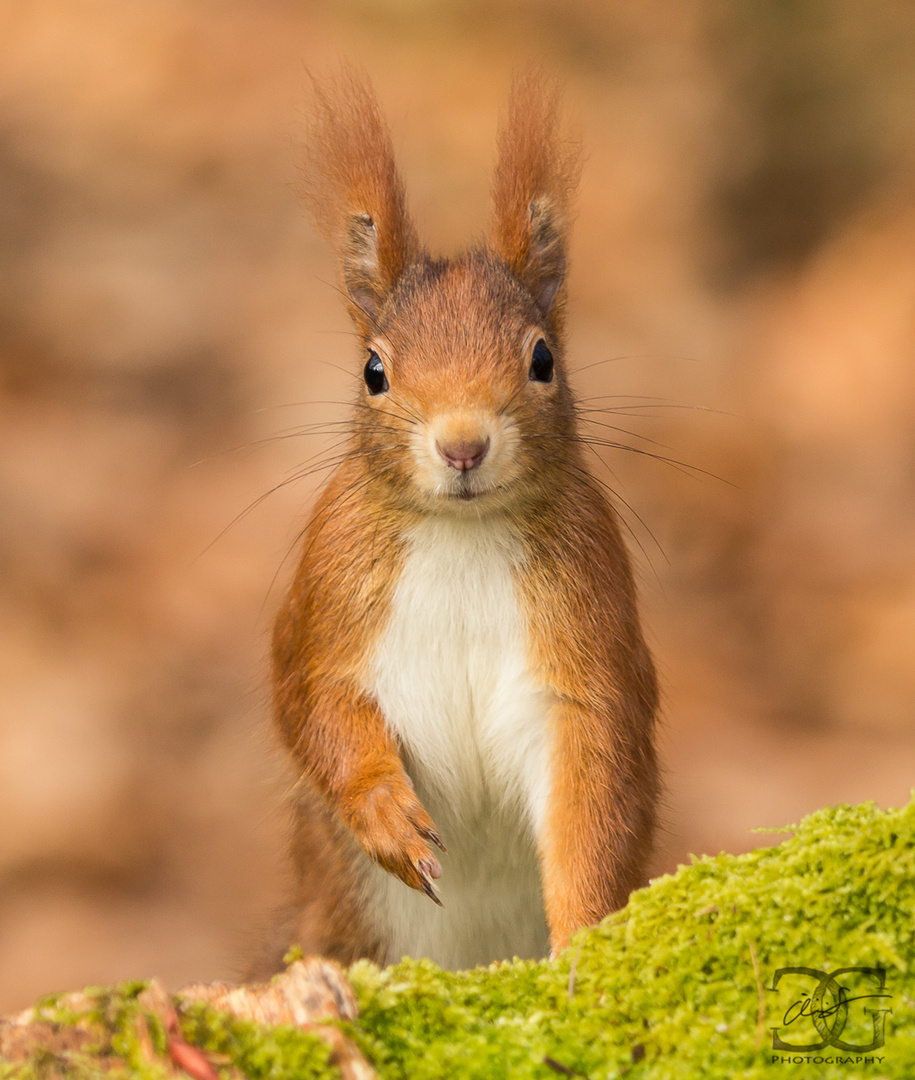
<box><xmin>364</xmin><ymin>350</ymin><xmax>389</xmax><ymax>395</ymax></box>
<box><xmin>529</xmin><ymin>339</ymin><xmax>554</xmax><ymax>383</ymax></box>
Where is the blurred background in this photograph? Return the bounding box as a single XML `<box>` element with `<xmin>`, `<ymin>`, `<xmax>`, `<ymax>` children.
<box><xmin>2</xmin><ymin>0</ymin><xmax>914</xmax><ymax>1012</ymax></box>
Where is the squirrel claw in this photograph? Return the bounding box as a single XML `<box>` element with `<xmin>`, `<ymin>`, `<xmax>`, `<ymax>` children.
<box><xmin>420</xmin><ymin>875</ymin><xmax>444</xmax><ymax>907</ymax></box>
<box><xmin>425</xmin><ymin>829</ymin><xmax>447</xmax><ymax>854</ymax></box>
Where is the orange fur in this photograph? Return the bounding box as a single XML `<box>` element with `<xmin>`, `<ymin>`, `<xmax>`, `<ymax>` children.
<box><xmin>517</xmin><ymin>474</ymin><xmax>659</xmax><ymax>951</ymax></box>
<box><xmin>257</xmin><ymin>70</ymin><xmax>659</xmax><ymax>971</ymax></box>
<box><xmin>299</xmin><ymin>65</ymin><xmax>419</xmax><ymax>334</ymax></box>
<box><xmin>491</xmin><ymin>72</ymin><xmax>582</xmax><ymax>325</ymax></box>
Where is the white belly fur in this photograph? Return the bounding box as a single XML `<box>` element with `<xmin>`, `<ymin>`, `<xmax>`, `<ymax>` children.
<box><xmin>363</xmin><ymin>514</ymin><xmax>554</xmax><ymax>968</ymax></box>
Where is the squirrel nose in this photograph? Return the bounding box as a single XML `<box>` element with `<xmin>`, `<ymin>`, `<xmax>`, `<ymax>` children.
<box><xmin>436</xmin><ymin>437</ymin><xmax>490</xmax><ymax>472</ymax></box>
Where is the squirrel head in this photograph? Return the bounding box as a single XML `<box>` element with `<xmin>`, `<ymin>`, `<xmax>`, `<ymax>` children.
<box><xmin>300</xmin><ymin>68</ymin><xmax>582</xmax><ymax>514</ymax></box>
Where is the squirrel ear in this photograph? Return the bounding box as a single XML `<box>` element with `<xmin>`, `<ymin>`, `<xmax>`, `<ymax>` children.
<box><xmin>300</xmin><ymin>68</ymin><xmax>419</xmax><ymax>334</ymax></box>
<box><xmin>342</xmin><ymin>212</ymin><xmax>386</xmax><ymax>324</ymax></box>
<box><xmin>490</xmin><ymin>73</ymin><xmax>581</xmax><ymax>320</ymax></box>
<box><xmin>524</xmin><ymin>195</ymin><xmax>567</xmax><ymax>314</ymax></box>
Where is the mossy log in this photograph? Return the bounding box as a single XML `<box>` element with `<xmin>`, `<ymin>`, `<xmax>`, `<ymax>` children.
<box><xmin>3</xmin><ymin>798</ymin><xmax>914</xmax><ymax>1078</ymax></box>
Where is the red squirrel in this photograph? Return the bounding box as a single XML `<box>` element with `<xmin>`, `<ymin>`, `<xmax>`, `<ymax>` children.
<box><xmin>256</xmin><ymin>71</ymin><xmax>659</xmax><ymax>974</ymax></box>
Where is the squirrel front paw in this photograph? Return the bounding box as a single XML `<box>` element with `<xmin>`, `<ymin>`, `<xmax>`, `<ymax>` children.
<box><xmin>344</xmin><ymin>776</ymin><xmax>447</xmax><ymax>904</ymax></box>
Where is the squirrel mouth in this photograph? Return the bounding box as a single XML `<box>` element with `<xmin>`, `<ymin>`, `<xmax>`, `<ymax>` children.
<box><xmin>448</xmin><ymin>475</ymin><xmax>483</xmax><ymax>501</ymax></box>
<box><xmin>443</xmin><ymin>486</ymin><xmax>477</xmax><ymax>501</ymax></box>
<box><xmin>446</xmin><ymin>477</ymin><xmax>504</xmax><ymax>503</ymax></box>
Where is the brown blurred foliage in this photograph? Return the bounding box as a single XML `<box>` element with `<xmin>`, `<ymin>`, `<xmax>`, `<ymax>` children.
<box><xmin>1</xmin><ymin>0</ymin><xmax>914</xmax><ymax>1011</ymax></box>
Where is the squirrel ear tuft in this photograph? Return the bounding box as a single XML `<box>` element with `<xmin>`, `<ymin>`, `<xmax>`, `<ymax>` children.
<box><xmin>300</xmin><ymin>67</ymin><xmax>419</xmax><ymax>334</ymax></box>
<box><xmin>489</xmin><ymin>72</ymin><xmax>581</xmax><ymax>321</ymax></box>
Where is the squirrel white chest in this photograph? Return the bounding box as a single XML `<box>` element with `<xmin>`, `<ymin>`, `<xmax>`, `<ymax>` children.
<box><xmin>364</xmin><ymin>514</ymin><xmax>554</xmax><ymax>966</ymax></box>
<box><xmin>368</xmin><ymin>515</ymin><xmax>552</xmax><ymax>825</ymax></box>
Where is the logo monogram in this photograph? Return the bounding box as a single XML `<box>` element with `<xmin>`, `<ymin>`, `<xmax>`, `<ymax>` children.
<box><xmin>770</xmin><ymin>967</ymin><xmax>892</xmax><ymax>1052</ymax></box>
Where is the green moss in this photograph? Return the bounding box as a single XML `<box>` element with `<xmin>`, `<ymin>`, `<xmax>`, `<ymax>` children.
<box><xmin>346</xmin><ymin>797</ymin><xmax>915</xmax><ymax>1078</ymax></box>
<box><xmin>178</xmin><ymin>1001</ymin><xmax>334</xmax><ymax>1079</ymax></box>
<box><xmin>9</xmin><ymin>797</ymin><xmax>915</xmax><ymax>1078</ymax></box>
<box><xmin>10</xmin><ymin>981</ymin><xmax>333</xmax><ymax>1080</ymax></box>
